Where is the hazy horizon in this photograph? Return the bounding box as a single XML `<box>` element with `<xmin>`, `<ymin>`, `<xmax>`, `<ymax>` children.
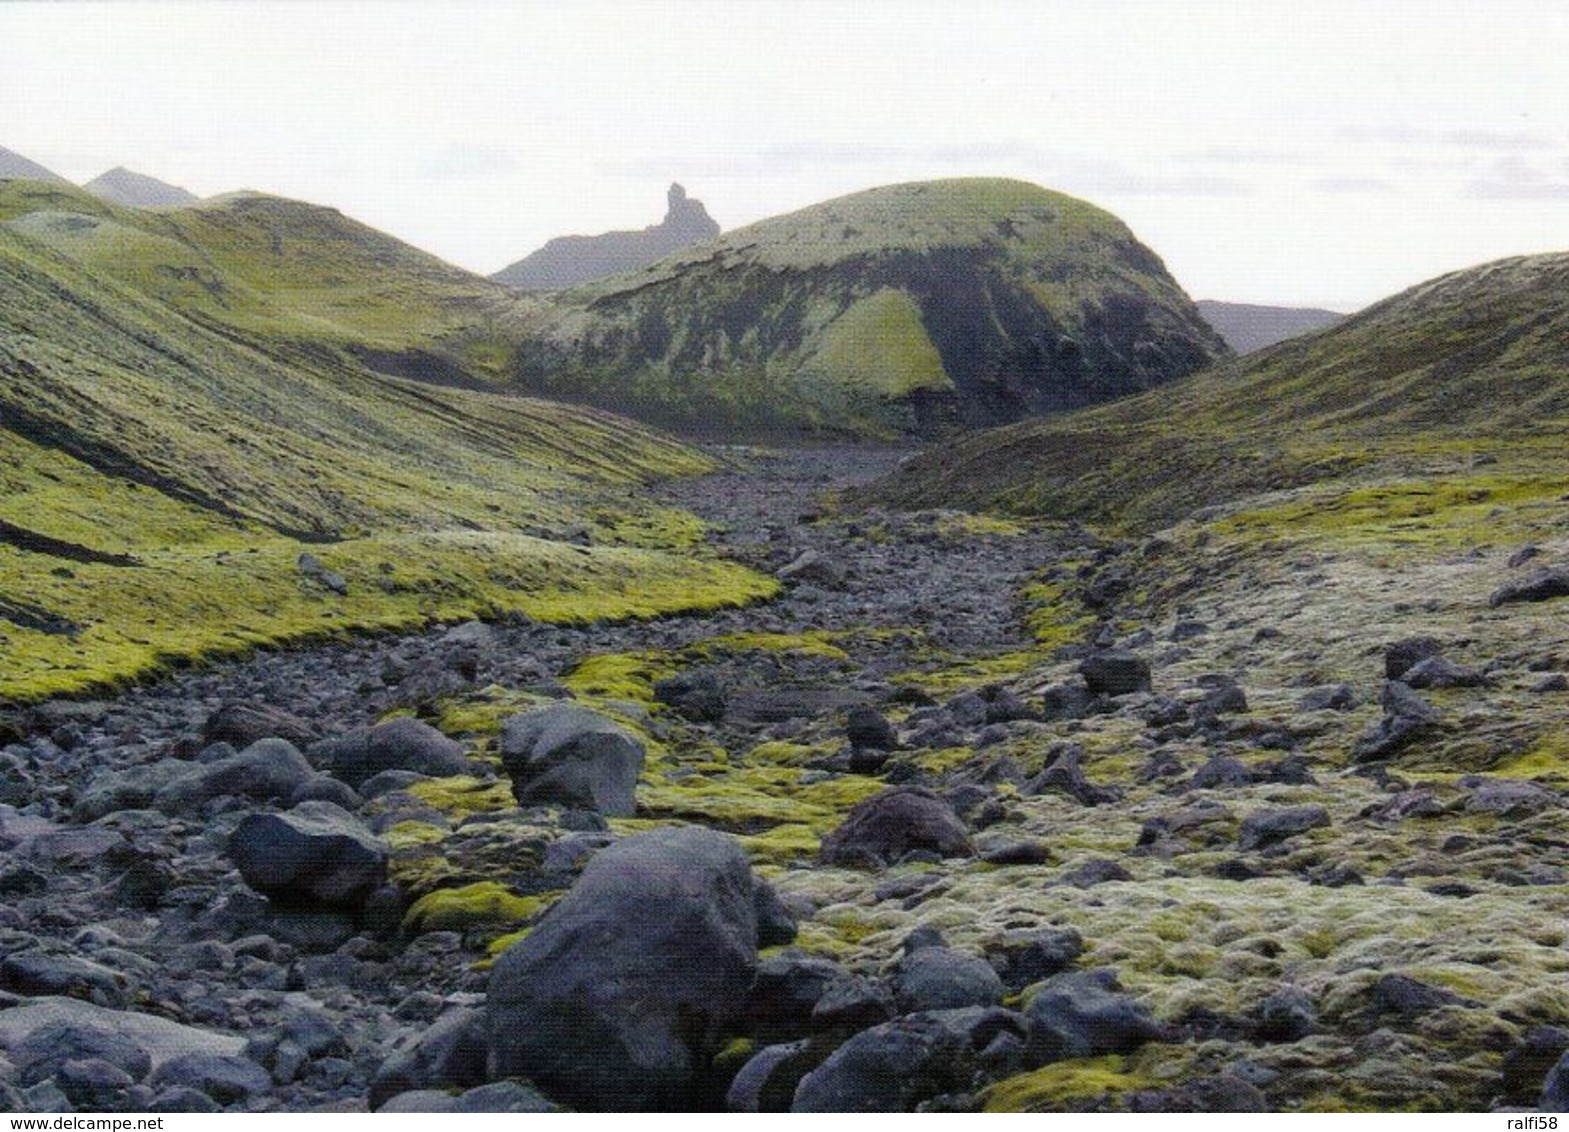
<box><xmin>4</xmin><ymin>0</ymin><xmax>1567</xmax><ymax>310</ymax></box>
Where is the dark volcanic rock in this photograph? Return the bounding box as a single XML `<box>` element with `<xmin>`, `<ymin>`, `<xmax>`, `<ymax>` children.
<box><xmin>818</xmin><ymin>787</ymin><xmax>973</xmax><ymax>868</ymax></box>
<box><xmin>310</xmin><ymin>718</ymin><xmax>469</xmax><ymax>788</ymax></box>
<box><xmin>498</xmin><ymin>703</ymin><xmax>645</xmax><ymax>816</ymax></box>
<box><xmin>1237</xmin><ymin>805</ymin><xmax>1331</xmax><ymax>851</ymax></box>
<box><xmin>370</xmin><ymin>1007</ymin><xmax>487</xmax><ymax>1110</ymax></box>
<box><xmin>893</xmin><ymin>945</ymin><xmax>1005</xmax><ymax>1014</ymax></box>
<box><xmin>1385</xmin><ymin>636</ymin><xmax>1444</xmax><ymax>680</ymax></box>
<box><xmin>1490</xmin><ymin>566</ymin><xmax>1569</xmax><ymax>607</ymax></box>
<box><xmin>1025</xmin><ymin>741</ymin><xmax>1121</xmax><ymax>805</ymax></box>
<box><xmin>792</xmin><ymin>1007</ymin><xmax>1026</xmax><ymax>1113</ymax></box>
<box><xmin>1079</xmin><ymin>650</ymin><xmax>1152</xmax><ymax>696</ymax></box>
<box><xmin>1353</xmin><ymin>681</ymin><xmax>1443</xmax><ymax>762</ymax></box>
<box><xmin>985</xmin><ymin>927</ymin><xmax>1085</xmax><ymax>988</ymax></box>
<box><xmin>203</xmin><ymin>701</ymin><xmax>320</xmax><ymax>750</ymax></box>
<box><xmin>1024</xmin><ymin>970</ymin><xmax>1168</xmax><ymax>1063</ymax></box>
<box><xmin>727</xmin><ymin>1039</ymin><xmax>820</xmax><ymax>1113</ymax></box>
<box><xmin>228</xmin><ymin>801</ymin><xmax>388</xmax><ymax>908</ymax></box>
<box><xmin>845</xmin><ymin>704</ymin><xmax>898</xmax><ymax>751</ymax></box>
<box><xmin>653</xmin><ymin>669</ymin><xmax>727</xmax><ymax>722</ymax></box>
<box><xmin>486</xmin><ymin>826</ymin><xmax>760</xmax><ymax>1110</ymax></box>
<box><xmin>1369</xmin><ymin>973</ymin><xmax>1474</xmax><ymax>1017</ymax></box>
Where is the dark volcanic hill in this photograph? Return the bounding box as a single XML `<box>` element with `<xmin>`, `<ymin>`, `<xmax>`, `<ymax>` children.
<box><xmin>0</xmin><ymin>145</ymin><xmax>68</xmax><ymax>184</ymax></box>
<box><xmin>1196</xmin><ymin>298</ymin><xmax>1344</xmax><ymax>354</ymax></box>
<box><xmin>493</xmin><ymin>182</ymin><xmax>720</xmax><ymax>290</ymax></box>
<box><xmin>82</xmin><ymin>166</ymin><xmax>200</xmax><ymax>208</ymax></box>
<box><xmin>858</xmin><ymin>250</ymin><xmax>1569</xmax><ymax>527</ymax></box>
<box><xmin>511</xmin><ymin>178</ymin><xmax>1230</xmax><ymax>437</ymax></box>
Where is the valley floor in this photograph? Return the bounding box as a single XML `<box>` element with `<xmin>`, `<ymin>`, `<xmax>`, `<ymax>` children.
<box><xmin>2</xmin><ymin>445</ymin><xmax>1568</xmax><ymax>1112</ymax></box>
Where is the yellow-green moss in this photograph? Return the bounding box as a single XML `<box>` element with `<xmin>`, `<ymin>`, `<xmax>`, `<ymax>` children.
<box><xmin>406</xmin><ymin>776</ymin><xmax>515</xmax><ymax>819</ymax></box>
<box><xmin>981</xmin><ymin>1056</ymin><xmax>1155</xmax><ymax>1112</ymax></box>
<box><xmin>402</xmin><ymin>881</ymin><xmax>550</xmax><ymax>934</ymax></box>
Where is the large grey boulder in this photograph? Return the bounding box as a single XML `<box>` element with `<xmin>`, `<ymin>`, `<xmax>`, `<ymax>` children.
<box><xmin>310</xmin><ymin>717</ymin><xmax>470</xmax><ymax>789</ymax></box>
<box><xmin>227</xmin><ymin>801</ymin><xmax>387</xmax><ymax>908</ymax></box>
<box><xmin>486</xmin><ymin>826</ymin><xmax>760</xmax><ymax>1110</ymax></box>
<box><xmin>499</xmin><ymin>704</ymin><xmax>644</xmax><ymax>816</ymax></box>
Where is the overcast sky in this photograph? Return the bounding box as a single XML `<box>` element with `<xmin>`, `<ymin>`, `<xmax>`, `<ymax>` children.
<box><xmin>3</xmin><ymin>0</ymin><xmax>1567</xmax><ymax>309</ymax></box>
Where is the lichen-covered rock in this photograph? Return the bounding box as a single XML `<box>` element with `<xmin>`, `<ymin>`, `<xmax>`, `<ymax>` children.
<box><xmin>227</xmin><ymin>801</ymin><xmax>388</xmax><ymax>908</ymax></box>
<box><xmin>486</xmin><ymin>826</ymin><xmax>760</xmax><ymax>1110</ymax></box>
<box><xmin>498</xmin><ymin>704</ymin><xmax>645</xmax><ymax>816</ymax></box>
<box><xmin>818</xmin><ymin>787</ymin><xmax>973</xmax><ymax>868</ymax></box>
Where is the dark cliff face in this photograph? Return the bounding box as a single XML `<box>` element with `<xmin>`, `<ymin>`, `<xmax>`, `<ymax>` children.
<box><xmin>509</xmin><ymin>178</ymin><xmax>1229</xmax><ymax>438</ymax></box>
<box><xmin>492</xmin><ymin>183</ymin><xmax>720</xmax><ymax>291</ymax></box>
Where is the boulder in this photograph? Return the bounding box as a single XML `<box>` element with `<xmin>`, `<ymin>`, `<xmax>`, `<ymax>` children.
<box><xmin>227</xmin><ymin>801</ymin><xmax>388</xmax><ymax>908</ymax></box>
<box><xmin>1352</xmin><ymin>682</ymin><xmax>1443</xmax><ymax>762</ymax></box>
<box><xmin>499</xmin><ymin>704</ymin><xmax>645</xmax><ymax>816</ymax></box>
<box><xmin>1078</xmin><ymin>650</ymin><xmax>1151</xmax><ymax>696</ymax></box>
<box><xmin>1024</xmin><ymin>970</ymin><xmax>1168</xmax><ymax>1063</ymax></box>
<box><xmin>1237</xmin><ymin>805</ymin><xmax>1331</xmax><ymax>852</ymax></box>
<box><xmin>818</xmin><ymin>787</ymin><xmax>973</xmax><ymax>868</ymax></box>
<box><xmin>1385</xmin><ymin>636</ymin><xmax>1444</xmax><ymax>680</ymax></box>
<box><xmin>370</xmin><ymin>1008</ymin><xmax>488</xmax><ymax>1110</ymax></box>
<box><xmin>1490</xmin><ymin>566</ymin><xmax>1569</xmax><ymax>607</ymax></box>
<box><xmin>0</xmin><ymin>998</ymin><xmax>245</xmax><ymax>1074</ymax></box>
<box><xmin>985</xmin><ymin>927</ymin><xmax>1084</xmax><ymax>988</ymax></box>
<box><xmin>792</xmin><ymin>1007</ymin><xmax>1026</xmax><ymax>1112</ymax></box>
<box><xmin>486</xmin><ymin>826</ymin><xmax>761</xmax><ymax>1110</ymax></box>
<box><xmin>845</xmin><ymin>705</ymin><xmax>898</xmax><ymax>752</ymax></box>
<box><xmin>153</xmin><ymin>738</ymin><xmax>314</xmax><ymax>812</ymax></box>
<box><xmin>728</xmin><ymin>1040</ymin><xmax>820</xmax><ymax>1113</ymax></box>
<box><xmin>1543</xmin><ymin>1048</ymin><xmax>1569</xmax><ymax>1112</ymax></box>
<box><xmin>894</xmin><ymin>946</ymin><xmax>1004</xmax><ymax>1013</ymax></box>
<box><xmin>1402</xmin><ymin>655</ymin><xmax>1487</xmax><ymax>689</ymax></box>
<box><xmin>653</xmin><ymin>670</ymin><xmax>727</xmax><ymax>722</ymax></box>
<box><xmin>147</xmin><ymin>1051</ymin><xmax>270</xmax><ymax>1105</ymax></box>
<box><xmin>202</xmin><ymin>701</ymin><xmax>320</xmax><ymax>750</ymax></box>
<box><xmin>310</xmin><ymin>718</ymin><xmax>469</xmax><ymax>789</ymax></box>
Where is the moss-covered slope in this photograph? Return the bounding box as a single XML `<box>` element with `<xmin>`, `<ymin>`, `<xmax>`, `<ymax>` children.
<box><xmin>859</xmin><ymin>250</ymin><xmax>1569</xmax><ymax>528</ymax></box>
<box><xmin>511</xmin><ymin>178</ymin><xmax>1228</xmax><ymax>437</ymax></box>
<box><xmin>0</xmin><ymin>180</ymin><xmax>770</xmax><ymax>704</ymax></box>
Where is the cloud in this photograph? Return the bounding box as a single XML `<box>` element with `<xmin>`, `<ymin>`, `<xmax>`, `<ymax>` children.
<box><xmin>1465</xmin><ymin>180</ymin><xmax>1569</xmax><ymax>200</ymax></box>
<box><xmin>412</xmin><ymin>143</ymin><xmax>520</xmax><ymax>180</ymax></box>
<box><xmin>1340</xmin><ymin>124</ymin><xmax>1554</xmax><ymax>151</ymax></box>
<box><xmin>1311</xmin><ymin>177</ymin><xmax>1395</xmax><ymax>195</ymax></box>
<box><xmin>1175</xmin><ymin>147</ymin><xmax>1319</xmax><ymax>167</ymax></box>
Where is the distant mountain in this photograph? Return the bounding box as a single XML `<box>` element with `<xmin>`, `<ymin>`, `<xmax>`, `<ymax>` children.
<box><xmin>511</xmin><ymin>178</ymin><xmax>1230</xmax><ymax>437</ymax></box>
<box><xmin>1196</xmin><ymin>299</ymin><xmax>1344</xmax><ymax>354</ymax></box>
<box><xmin>494</xmin><ymin>182</ymin><xmax>720</xmax><ymax>290</ymax></box>
<box><xmin>0</xmin><ymin>145</ymin><xmax>68</xmax><ymax>184</ymax></box>
<box><xmin>83</xmin><ymin>166</ymin><xmax>200</xmax><ymax>208</ymax></box>
<box><xmin>858</xmin><ymin>251</ymin><xmax>1569</xmax><ymax>527</ymax></box>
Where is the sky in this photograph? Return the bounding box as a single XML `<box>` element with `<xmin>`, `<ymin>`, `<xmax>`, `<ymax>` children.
<box><xmin>3</xmin><ymin>0</ymin><xmax>1567</xmax><ymax>310</ymax></box>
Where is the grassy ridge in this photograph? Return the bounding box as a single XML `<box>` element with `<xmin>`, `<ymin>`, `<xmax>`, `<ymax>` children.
<box><xmin>859</xmin><ymin>251</ymin><xmax>1569</xmax><ymax>529</ymax></box>
<box><xmin>0</xmin><ymin>180</ymin><xmax>769</xmax><ymax>704</ymax></box>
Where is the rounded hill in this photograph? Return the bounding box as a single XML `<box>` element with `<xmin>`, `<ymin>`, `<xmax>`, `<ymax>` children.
<box><xmin>512</xmin><ymin>178</ymin><xmax>1229</xmax><ymax>436</ymax></box>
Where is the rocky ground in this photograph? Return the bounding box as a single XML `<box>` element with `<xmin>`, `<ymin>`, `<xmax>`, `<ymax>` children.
<box><xmin>2</xmin><ymin>445</ymin><xmax>1569</xmax><ymax>1112</ymax></box>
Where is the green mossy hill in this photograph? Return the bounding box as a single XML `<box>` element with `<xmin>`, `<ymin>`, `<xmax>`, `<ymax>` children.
<box><xmin>0</xmin><ymin>178</ymin><xmax>523</xmax><ymax>373</ymax></box>
<box><xmin>859</xmin><ymin>251</ymin><xmax>1569</xmax><ymax>528</ymax></box>
<box><xmin>511</xmin><ymin>178</ymin><xmax>1228</xmax><ymax>437</ymax></box>
<box><xmin>0</xmin><ymin>181</ymin><xmax>769</xmax><ymax>704</ymax></box>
